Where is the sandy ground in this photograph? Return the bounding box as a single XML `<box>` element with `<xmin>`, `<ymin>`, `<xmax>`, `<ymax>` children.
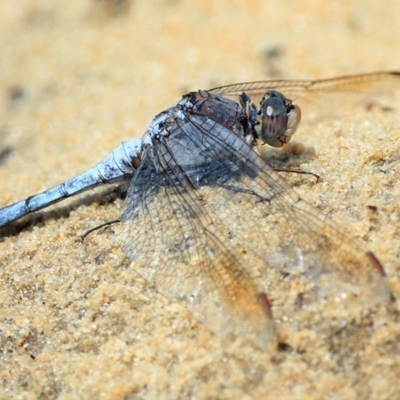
<box><xmin>1</xmin><ymin>1</ymin><xmax>400</xmax><ymax>399</ymax></box>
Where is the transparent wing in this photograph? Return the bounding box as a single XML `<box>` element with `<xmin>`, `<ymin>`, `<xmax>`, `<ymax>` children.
<box><xmin>211</xmin><ymin>71</ymin><xmax>400</xmax><ymax>123</ymax></box>
<box><xmin>117</xmin><ymin>108</ymin><xmax>389</xmax><ymax>343</ymax></box>
<box><xmin>178</xmin><ymin>113</ymin><xmax>390</xmax><ymax>311</ymax></box>
<box><xmin>117</xmin><ymin>132</ymin><xmax>273</xmax><ymax>346</ymax></box>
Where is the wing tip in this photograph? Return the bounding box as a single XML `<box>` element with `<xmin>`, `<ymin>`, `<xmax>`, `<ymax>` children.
<box><xmin>366</xmin><ymin>251</ymin><xmax>386</xmax><ymax>277</ymax></box>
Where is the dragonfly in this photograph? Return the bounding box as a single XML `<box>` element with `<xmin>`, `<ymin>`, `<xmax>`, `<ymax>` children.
<box><xmin>0</xmin><ymin>71</ymin><xmax>398</xmax><ymax>346</ymax></box>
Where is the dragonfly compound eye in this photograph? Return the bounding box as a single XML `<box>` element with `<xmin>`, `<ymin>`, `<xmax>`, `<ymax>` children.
<box><xmin>259</xmin><ymin>90</ymin><xmax>301</xmax><ymax>148</ymax></box>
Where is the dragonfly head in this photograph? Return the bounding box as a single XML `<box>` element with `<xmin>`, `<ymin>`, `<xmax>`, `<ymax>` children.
<box><xmin>258</xmin><ymin>90</ymin><xmax>301</xmax><ymax>148</ymax></box>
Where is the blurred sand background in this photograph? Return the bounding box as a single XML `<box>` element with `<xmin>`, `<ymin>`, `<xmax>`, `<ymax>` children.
<box><xmin>1</xmin><ymin>1</ymin><xmax>400</xmax><ymax>399</ymax></box>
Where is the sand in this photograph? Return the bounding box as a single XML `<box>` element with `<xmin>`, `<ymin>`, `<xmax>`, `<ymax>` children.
<box><xmin>1</xmin><ymin>1</ymin><xmax>400</xmax><ymax>399</ymax></box>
